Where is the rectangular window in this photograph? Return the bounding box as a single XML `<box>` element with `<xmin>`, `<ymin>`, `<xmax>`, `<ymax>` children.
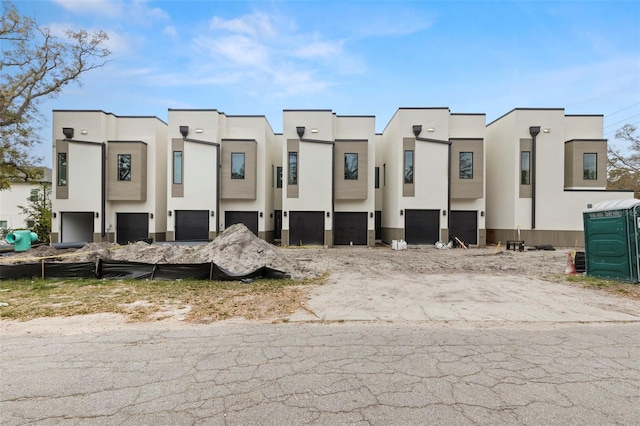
<box><xmin>383</xmin><ymin>163</ymin><xmax>386</xmax><ymax>186</ymax></box>
<box><xmin>583</xmin><ymin>153</ymin><xmax>597</xmax><ymax>180</ymax></box>
<box><xmin>521</xmin><ymin>151</ymin><xmax>530</xmax><ymax>185</ymax></box>
<box><xmin>276</xmin><ymin>166</ymin><xmax>283</xmax><ymax>188</ymax></box>
<box><xmin>117</xmin><ymin>154</ymin><xmax>132</xmax><ymax>181</ymax></box>
<box><xmin>57</xmin><ymin>153</ymin><xmax>67</xmax><ymax>186</ymax></box>
<box><xmin>173</xmin><ymin>151</ymin><xmax>183</xmax><ymax>184</ymax></box>
<box><xmin>231</xmin><ymin>152</ymin><xmax>245</xmax><ymax>179</ymax></box>
<box><xmin>344</xmin><ymin>153</ymin><xmax>358</xmax><ymax>180</ymax></box>
<box><xmin>404</xmin><ymin>150</ymin><xmax>414</xmax><ymax>184</ymax></box>
<box><xmin>0</xmin><ymin>220</ymin><xmax>7</xmax><ymax>229</ymax></box>
<box><xmin>288</xmin><ymin>152</ymin><xmax>297</xmax><ymax>185</ymax></box>
<box><xmin>375</xmin><ymin>166</ymin><xmax>380</xmax><ymax>189</ymax></box>
<box><xmin>30</xmin><ymin>188</ymin><xmax>39</xmax><ymax>202</ymax></box>
<box><xmin>459</xmin><ymin>152</ymin><xmax>473</xmax><ymax>179</ymax></box>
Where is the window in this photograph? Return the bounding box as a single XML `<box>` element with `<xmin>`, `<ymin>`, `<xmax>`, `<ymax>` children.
<box><xmin>344</xmin><ymin>153</ymin><xmax>358</xmax><ymax>180</ymax></box>
<box><xmin>30</xmin><ymin>188</ymin><xmax>39</xmax><ymax>202</ymax></box>
<box><xmin>459</xmin><ymin>152</ymin><xmax>473</xmax><ymax>179</ymax></box>
<box><xmin>57</xmin><ymin>153</ymin><xmax>67</xmax><ymax>186</ymax></box>
<box><xmin>276</xmin><ymin>166</ymin><xmax>283</xmax><ymax>188</ymax></box>
<box><xmin>288</xmin><ymin>152</ymin><xmax>297</xmax><ymax>185</ymax></box>
<box><xmin>375</xmin><ymin>167</ymin><xmax>380</xmax><ymax>189</ymax></box>
<box><xmin>173</xmin><ymin>151</ymin><xmax>183</xmax><ymax>184</ymax></box>
<box><xmin>231</xmin><ymin>153</ymin><xmax>245</xmax><ymax>179</ymax></box>
<box><xmin>584</xmin><ymin>153</ymin><xmax>597</xmax><ymax>180</ymax></box>
<box><xmin>26</xmin><ymin>220</ymin><xmax>35</xmax><ymax>229</ymax></box>
<box><xmin>0</xmin><ymin>220</ymin><xmax>7</xmax><ymax>230</ymax></box>
<box><xmin>521</xmin><ymin>151</ymin><xmax>530</xmax><ymax>185</ymax></box>
<box><xmin>383</xmin><ymin>163</ymin><xmax>386</xmax><ymax>186</ymax></box>
<box><xmin>117</xmin><ymin>154</ymin><xmax>132</xmax><ymax>181</ymax></box>
<box><xmin>404</xmin><ymin>150</ymin><xmax>414</xmax><ymax>184</ymax></box>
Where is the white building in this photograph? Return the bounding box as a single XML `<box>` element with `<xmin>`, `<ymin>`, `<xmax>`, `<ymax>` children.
<box><xmin>0</xmin><ymin>168</ymin><xmax>51</xmax><ymax>234</ymax></box>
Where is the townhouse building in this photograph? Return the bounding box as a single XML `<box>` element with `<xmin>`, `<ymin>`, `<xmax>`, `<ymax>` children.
<box><xmin>485</xmin><ymin>108</ymin><xmax>634</xmax><ymax>247</ymax></box>
<box><xmin>166</xmin><ymin>109</ymin><xmax>277</xmax><ymax>242</ymax></box>
<box><xmin>378</xmin><ymin>108</ymin><xmax>486</xmax><ymax>246</ymax></box>
<box><xmin>281</xmin><ymin>110</ymin><xmax>376</xmax><ymax>246</ymax></box>
<box><xmin>51</xmin><ymin>111</ymin><xmax>168</xmax><ymax>244</ymax></box>
<box><xmin>50</xmin><ymin>106</ymin><xmax>634</xmax><ymax>248</ymax></box>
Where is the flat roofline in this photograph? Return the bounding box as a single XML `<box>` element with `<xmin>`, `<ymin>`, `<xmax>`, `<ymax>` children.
<box><xmin>53</xmin><ymin>110</ymin><xmax>166</xmax><ymax>124</ymax></box>
<box><xmin>283</xmin><ymin>109</ymin><xmax>333</xmax><ymax>112</ymax></box>
<box><xmin>487</xmin><ymin>108</ymin><xmax>566</xmax><ymax>127</ymax></box>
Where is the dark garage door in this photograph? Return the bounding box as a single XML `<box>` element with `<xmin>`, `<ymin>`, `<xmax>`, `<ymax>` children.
<box><xmin>116</xmin><ymin>213</ymin><xmax>149</xmax><ymax>245</ymax></box>
<box><xmin>334</xmin><ymin>212</ymin><xmax>367</xmax><ymax>245</ymax></box>
<box><xmin>225</xmin><ymin>211</ymin><xmax>258</xmax><ymax>236</ymax></box>
<box><xmin>450</xmin><ymin>210</ymin><xmax>478</xmax><ymax>245</ymax></box>
<box><xmin>175</xmin><ymin>210</ymin><xmax>209</xmax><ymax>241</ymax></box>
<box><xmin>289</xmin><ymin>211</ymin><xmax>324</xmax><ymax>246</ymax></box>
<box><xmin>405</xmin><ymin>209</ymin><xmax>440</xmax><ymax>245</ymax></box>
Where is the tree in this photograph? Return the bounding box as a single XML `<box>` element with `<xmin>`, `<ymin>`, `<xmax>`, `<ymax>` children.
<box><xmin>0</xmin><ymin>0</ymin><xmax>111</xmax><ymax>189</ymax></box>
<box><xmin>18</xmin><ymin>182</ymin><xmax>52</xmax><ymax>242</ymax></box>
<box><xmin>608</xmin><ymin>124</ymin><xmax>640</xmax><ymax>198</ymax></box>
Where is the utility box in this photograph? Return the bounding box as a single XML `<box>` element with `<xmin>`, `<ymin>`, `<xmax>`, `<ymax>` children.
<box><xmin>6</xmin><ymin>230</ymin><xmax>39</xmax><ymax>253</ymax></box>
<box><xmin>583</xmin><ymin>199</ymin><xmax>640</xmax><ymax>283</ymax></box>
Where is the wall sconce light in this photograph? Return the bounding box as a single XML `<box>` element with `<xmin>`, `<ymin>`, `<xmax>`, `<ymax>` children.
<box><xmin>62</xmin><ymin>127</ymin><xmax>74</xmax><ymax>139</ymax></box>
<box><xmin>210</xmin><ymin>211</ymin><xmax>215</xmax><ymax>217</ymax></box>
<box><xmin>543</xmin><ymin>128</ymin><xmax>551</xmax><ymax>133</ymax></box>
<box><xmin>480</xmin><ymin>211</ymin><xmax>484</xmax><ymax>217</ymax></box>
<box><xmin>427</xmin><ymin>127</ymin><xmax>435</xmax><ymax>132</ymax></box>
<box><xmin>400</xmin><ymin>210</ymin><xmax>404</xmax><ymax>216</ymax></box>
<box><xmin>195</xmin><ymin>128</ymin><xmax>204</xmax><ymax>134</ymax></box>
<box><xmin>80</xmin><ymin>129</ymin><xmax>88</xmax><ymax>135</ymax></box>
<box><xmin>370</xmin><ymin>212</ymin><xmax>374</xmax><ymax>218</ymax></box>
<box><xmin>53</xmin><ymin>212</ymin><xmax>57</xmax><ymax>218</ymax></box>
<box><xmin>587</xmin><ymin>203</ymin><xmax>593</xmax><ymax>209</ymax></box>
<box><xmin>296</xmin><ymin>126</ymin><xmax>305</xmax><ymax>138</ymax></box>
<box><xmin>442</xmin><ymin>210</ymin><xmax>446</xmax><ymax>216</ymax></box>
<box><xmin>149</xmin><ymin>213</ymin><xmax>154</xmax><ymax>219</ymax></box>
<box><xmin>168</xmin><ymin>210</ymin><xmax>172</xmax><ymax>217</ymax></box>
<box><xmin>310</xmin><ymin>128</ymin><xmax>319</xmax><ymax>133</ymax></box>
<box><xmin>95</xmin><ymin>212</ymin><xmax>99</xmax><ymax>218</ymax></box>
<box><xmin>284</xmin><ymin>211</ymin><xmax>287</xmax><ymax>217</ymax></box>
<box><xmin>270</xmin><ymin>213</ymin><xmax>273</xmax><ymax>218</ymax></box>
<box><xmin>179</xmin><ymin>126</ymin><xmax>189</xmax><ymax>138</ymax></box>
<box><xmin>412</xmin><ymin>125</ymin><xmax>422</xmax><ymax>137</ymax></box>
<box><xmin>260</xmin><ymin>212</ymin><xmax>263</xmax><ymax>218</ymax></box>
<box><xmin>326</xmin><ymin>212</ymin><xmax>330</xmax><ymax>218</ymax></box>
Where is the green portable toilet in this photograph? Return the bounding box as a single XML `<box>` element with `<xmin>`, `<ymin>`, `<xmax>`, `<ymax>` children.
<box><xmin>583</xmin><ymin>199</ymin><xmax>640</xmax><ymax>283</ymax></box>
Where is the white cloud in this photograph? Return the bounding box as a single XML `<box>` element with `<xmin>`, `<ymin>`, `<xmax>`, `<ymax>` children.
<box><xmin>209</xmin><ymin>13</ymin><xmax>276</xmax><ymax>37</ymax></box>
<box><xmin>52</xmin><ymin>0</ymin><xmax>124</xmax><ymax>17</ymax></box>
<box><xmin>163</xmin><ymin>26</ymin><xmax>177</xmax><ymax>38</ymax></box>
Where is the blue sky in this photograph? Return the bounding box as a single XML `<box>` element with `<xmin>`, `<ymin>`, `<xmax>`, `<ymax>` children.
<box><xmin>12</xmin><ymin>0</ymin><xmax>640</xmax><ymax>166</ymax></box>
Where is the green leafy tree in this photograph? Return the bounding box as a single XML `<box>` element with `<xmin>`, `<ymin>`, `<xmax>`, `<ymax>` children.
<box><xmin>1</xmin><ymin>0</ymin><xmax>111</xmax><ymax>189</ymax></box>
<box><xmin>608</xmin><ymin>124</ymin><xmax>640</xmax><ymax>198</ymax></box>
<box><xmin>17</xmin><ymin>182</ymin><xmax>51</xmax><ymax>241</ymax></box>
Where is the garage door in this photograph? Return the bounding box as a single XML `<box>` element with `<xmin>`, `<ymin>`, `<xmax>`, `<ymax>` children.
<box><xmin>225</xmin><ymin>211</ymin><xmax>258</xmax><ymax>236</ymax></box>
<box><xmin>450</xmin><ymin>210</ymin><xmax>478</xmax><ymax>245</ymax></box>
<box><xmin>334</xmin><ymin>212</ymin><xmax>367</xmax><ymax>245</ymax></box>
<box><xmin>289</xmin><ymin>211</ymin><xmax>324</xmax><ymax>246</ymax></box>
<box><xmin>60</xmin><ymin>212</ymin><xmax>94</xmax><ymax>243</ymax></box>
<box><xmin>405</xmin><ymin>209</ymin><xmax>440</xmax><ymax>245</ymax></box>
<box><xmin>116</xmin><ymin>213</ymin><xmax>149</xmax><ymax>245</ymax></box>
<box><xmin>175</xmin><ymin>210</ymin><xmax>209</xmax><ymax>241</ymax></box>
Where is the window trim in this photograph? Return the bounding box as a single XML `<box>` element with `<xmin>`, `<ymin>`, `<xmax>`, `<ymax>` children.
<box><xmin>404</xmin><ymin>150</ymin><xmax>414</xmax><ymax>184</ymax></box>
<box><xmin>583</xmin><ymin>152</ymin><xmax>598</xmax><ymax>180</ymax></box>
<box><xmin>288</xmin><ymin>152</ymin><xmax>298</xmax><ymax>185</ymax></box>
<box><xmin>344</xmin><ymin>153</ymin><xmax>358</xmax><ymax>180</ymax></box>
<box><xmin>459</xmin><ymin>151</ymin><xmax>473</xmax><ymax>179</ymax></box>
<box><xmin>57</xmin><ymin>152</ymin><xmax>67</xmax><ymax>186</ymax></box>
<box><xmin>231</xmin><ymin>152</ymin><xmax>245</xmax><ymax>180</ymax></box>
<box><xmin>521</xmin><ymin>151</ymin><xmax>531</xmax><ymax>185</ymax></box>
<box><xmin>117</xmin><ymin>153</ymin><xmax>132</xmax><ymax>182</ymax></box>
<box><xmin>173</xmin><ymin>151</ymin><xmax>183</xmax><ymax>185</ymax></box>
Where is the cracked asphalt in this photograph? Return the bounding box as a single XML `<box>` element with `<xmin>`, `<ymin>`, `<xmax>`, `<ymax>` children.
<box><xmin>2</xmin><ymin>321</ymin><xmax>639</xmax><ymax>425</ymax></box>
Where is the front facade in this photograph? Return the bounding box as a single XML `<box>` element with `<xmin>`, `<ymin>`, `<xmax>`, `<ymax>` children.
<box><xmin>51</xmin><ymin>110</ymin><xmax>168</xmax><ymax>244</ymax></box>
<box><xmin>49</xmin><ymin>106</ymin><xmax>634</xmax><ymax>248</ymax></box>
<box><xmin>485</xmin><ymin>108</ymin><xmax>634</xmax><ymax>246</ymax></box>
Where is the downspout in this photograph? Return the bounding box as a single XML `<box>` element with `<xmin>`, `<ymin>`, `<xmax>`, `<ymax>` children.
<box><xmin>529</xmin><ymin>126</ymin><xmax>541</xmax><ymax>230</ymax></box>
<box><xmin>101</xmin><ymin>142</ymin><xmax>106</xmax><ymax>240</ymax></box>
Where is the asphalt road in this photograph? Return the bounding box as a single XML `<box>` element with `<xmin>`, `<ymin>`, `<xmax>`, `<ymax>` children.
<box><xmin>2</xmin><ymin>321</ymin><xmax>639</xmax><ymax>425</ymax></box>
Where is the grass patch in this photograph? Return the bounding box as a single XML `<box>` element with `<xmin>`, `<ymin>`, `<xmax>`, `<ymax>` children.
<box><xmin>0</xmin><ymin>276</ymin><xmax>325</xmax><ymax>323</ymax></box>
<box><xmin>556</xmin><ymin>274</ymin><xmax>640</xmax><ymax>300</ymax></box>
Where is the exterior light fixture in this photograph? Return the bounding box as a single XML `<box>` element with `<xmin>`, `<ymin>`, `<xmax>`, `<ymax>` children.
<box><xmin>62</xmin><ymin>127</ymin><xmax>74</xmax><ymax>139</ymax></box>
<box><xmin>543</xmin><ymin>128</ymin><xmax>551</xmax><ymax>133</ymax></box>
<box><xmin>310</xmin><ymin>128</ymin><xmax>319</xmax><ymax>133</ymax></box>
<box><xmin>80</xmin><ymin>129</ymin><xmax>88</xmax><ymax>135</ymax></box>
<box><xmin>326</xmin><ymin>212</ymin><xmax>330</xmax><ymax>218</ymax></box>
<box><xmin>370</xmin><ymin>212</ymin><xmax>374</xmax><ymax>218</ymax></box>
<box><xmin>195</xmin><ymin>128</ymin><xmax>204</xmax><ymax>134</ymax></box>
<box><xmin>260</xmin><ymin>212</ymin><xmax>263</xmax><ymax>218</ymax></box>
<box><xmin>284</xmin><ymin>211</ymin><xmax>287</xmax><ymax>217</ymax></box>
<box><xmin>95</xmin><ymin>212</ymin><xmax>99</xmax><ymax>218</ymax></box>
<box><xmin>296</xmin><ymin>126</ymin><xmax>305</xmax><ymax>138</ymax></box>
<box><xmin>480</xmin><ymin>211</ymin><xmax>485</xmax><ymax>217</ymax></box>
<box><xmin>442</xmin><ymin>210</ymin><xmax>446</xmax><ymax>216</ymax></box>
<box><xmin>149</xmin><ymin>213</ymin><xmax>154</xmax><ymax>219</ymax></box>
<box><xmin>53</xmin><ymin>212</ymin><xmax>57</xmax><ymax>218</ymax></box>
<box><xmin>210</xmin><ymin>211</ymin><xmax>215</xmax><ymax>217</ymax></box>
<box><xmin>168</xmin><ymin>210</ymin><xmax>172</xmax><ymax>217</ymax></box>
<box><xmin>412</xmin><ymin>125</ymin><xmax>422</xmax><ymax>137</ymax></box>
<box><xmin>400</xmin><ymin>210</ymin><xmax>404</xmax><ymax>216</ymax></box>
<box><xmin>179</xmin><ymin>126</ymin><xmax>189</xmax><ymax>138</ymax></box>
<box><xmin>427</xmin><ymin>127</ymin><xmax>435</xmax><ymax>132</ymax></box>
